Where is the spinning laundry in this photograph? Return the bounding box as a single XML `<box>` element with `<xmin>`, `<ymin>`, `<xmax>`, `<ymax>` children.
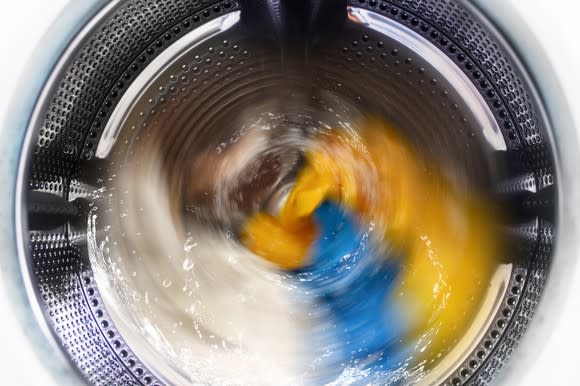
<box><xmin>240</xmin><ymin>118</ymin><xmax>500</xmax><ymax>381</ymax></box>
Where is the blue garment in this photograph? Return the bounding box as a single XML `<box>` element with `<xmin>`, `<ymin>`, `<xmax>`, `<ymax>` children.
<box><xmin>292</xmin><ymin>201</ymin><xmax>410</xmax><ymax>383</ymax></box>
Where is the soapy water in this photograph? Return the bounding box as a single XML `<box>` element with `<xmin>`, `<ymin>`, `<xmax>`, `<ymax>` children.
<box><xmin>87</xmin><ymin>105</ymin><xmax>502</xmax><ymax>385</ymax></box>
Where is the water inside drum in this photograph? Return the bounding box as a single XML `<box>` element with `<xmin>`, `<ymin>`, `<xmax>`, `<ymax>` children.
<box><xmin>18</xmin><ymin>1</ymin><xmax>559</xmax><ymax>385</ymax></box>
<box><xmin>79</xmin><ymin>11</ymin><xmax>515</xmax><ymax>385</ymax></box>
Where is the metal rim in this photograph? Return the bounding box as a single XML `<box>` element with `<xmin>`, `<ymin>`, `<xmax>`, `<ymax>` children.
<box><xmin>4</xmin><ymin>0</ymin><xmax>572</xmax><ymax>384</ymax></box>
<box><xmin>468</xmin><ymin>0</ymin><xmax>580</xmax><ymax>384</ymax></box>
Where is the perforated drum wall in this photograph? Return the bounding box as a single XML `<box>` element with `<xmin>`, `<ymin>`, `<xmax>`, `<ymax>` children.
<box><xmin>16</xmin><ymin>1</ymin><xmax>557</xmax><ymax>385</ymax></box>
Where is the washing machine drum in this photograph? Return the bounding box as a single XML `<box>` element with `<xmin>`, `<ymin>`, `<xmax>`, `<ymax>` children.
<box><xmin>19</xmin><ymin>0</ymin><xmax>556</xmax><ymax>385</ymax></box>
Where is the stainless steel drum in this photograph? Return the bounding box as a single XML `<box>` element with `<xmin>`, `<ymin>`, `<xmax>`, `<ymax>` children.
<box><xmin>1</xmin><ymin>0</ymin><xmax>575</xmax><ymax>385</ymax></box>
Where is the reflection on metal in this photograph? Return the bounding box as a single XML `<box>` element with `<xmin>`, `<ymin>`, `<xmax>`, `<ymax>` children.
<box><xmin>348</xmin><ymin>7</ymin><xmax>506</xmax><ymax>151</ymax></box>
<box><xmin>96</xmin><ymin>12</ymin><xmax>241</xmax><ymax>159</ymax></box>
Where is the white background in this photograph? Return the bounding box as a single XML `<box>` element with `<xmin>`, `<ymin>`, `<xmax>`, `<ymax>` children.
<box><xmin>0</xmin><ymin>1</ymin><xmax>578</xmax><ymax>385</ymax></box>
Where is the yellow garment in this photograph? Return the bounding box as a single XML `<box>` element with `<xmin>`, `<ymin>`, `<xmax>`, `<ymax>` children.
<box><xmin>240</xmin><ymin>118</ymin><xmax>499</xmax><ymax>360</ymax></box>
<box><xmin>240</xmin><ymin>213</ymin><xmax>316</xmax><ymax>270</ymax></box>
